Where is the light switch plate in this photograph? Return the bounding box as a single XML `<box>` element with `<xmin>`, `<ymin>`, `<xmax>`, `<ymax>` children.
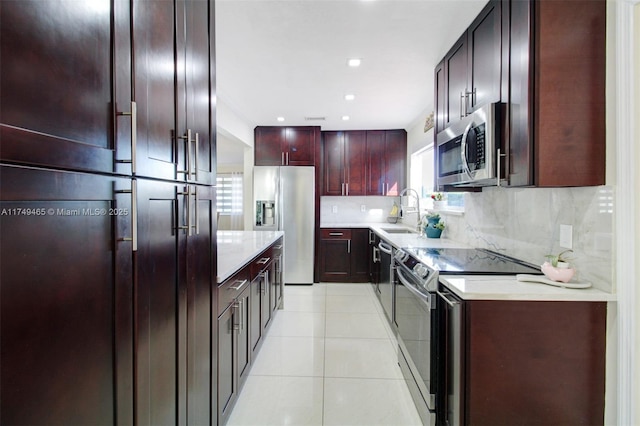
<box><xmin>332</xmin><ymin>205</ymin><xmax>338</xmax><ymax>214</ymax></box>
<box><xmin>559</xmin><ymin>224</ymin><xmax>573</xmax><ymax>249</ymax></box>
<box><xmin>361</xmin><ymin>205</ymin><xmax>366</xmax><ymax>212</ymax></box>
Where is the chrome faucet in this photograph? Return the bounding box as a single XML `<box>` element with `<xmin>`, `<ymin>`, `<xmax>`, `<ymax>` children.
<box><xmin>399</xmin><ymin>188</ymin><xmax>421</xmax><ymax>231</ymax></box>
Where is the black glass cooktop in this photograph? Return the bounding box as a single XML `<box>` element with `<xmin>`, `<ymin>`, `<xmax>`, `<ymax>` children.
<box><xmin>403</xmin><ymin>247</ymin><xmax>542</xmax><ymax>275</ymax></box>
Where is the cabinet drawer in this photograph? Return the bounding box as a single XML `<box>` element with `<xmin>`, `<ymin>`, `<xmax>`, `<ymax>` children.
<box><xmin>218</xmin><ymin>267</ymin><xmax>250</xmax><ymax>316</ymax></box>
<box><xmin>250</xmin><ymin>246</ymin><xmax>274</xmax><ymax>280</ymax></box>
<box><xmin>321</xmin><ymin>229</ymin><xmax>352</xmax><ymax>239</ymax></box>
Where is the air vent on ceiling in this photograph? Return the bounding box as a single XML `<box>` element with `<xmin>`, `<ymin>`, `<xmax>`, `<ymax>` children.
<box><xmin>304</xmin><ymin>116</ymin><xmax>326</xmax><ymax>121</ymax></box>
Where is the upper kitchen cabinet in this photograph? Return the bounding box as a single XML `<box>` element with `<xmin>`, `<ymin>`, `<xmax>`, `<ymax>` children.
<box><xmin>507</xmin><ymin>0</ymin><xmax>605</xmax><ymax>187</ymax></box>
<box><xmin>440</xmin><ymin>0</ymin><xmax>503</xmax><ymax>130</ymax></box>
<box><xmin>366</xmin><ymin>130</ymin><xmax>407</xmax><ymax>196</ymax></box>
<box><xmin>322</xmin><ymin>131</ymin><xmax>366</xmax><ymax>196</ymax></box>
<box><xmin>0</xmin><ymin>0</ymin><xmax>216</xmax><ymax>184</ymax></box>
<box><xmin>134</xmin><ymin>0</ymin><xmax>216</xmax><ymax>184</ymax></box>
<box><xmin>254</xmin><ymin>126</ymin><xmax>320</xmax><ymax>166</ymax></box>
<box><xmin>0</xmin><ymin>0</ymin><xmax>132</xmax><ymax>175</ymax></box>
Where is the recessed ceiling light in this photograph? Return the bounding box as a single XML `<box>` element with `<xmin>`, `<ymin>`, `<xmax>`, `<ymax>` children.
<box><xmin>276</xmin><ymin>117</ymin><xmax>285</xmax><ymax>122</ymax></box>
<box><xmin>344</xmin><ymin>94</ymin><xmax>355</xmax><ymax>101</ymax></box>
<box><xmin>342</xmin><ymin>115</ymin><xmax>350</xmax><ymax>121</ymax></box>
<box><xmin>347</xmin><ymin>58</ymin><xmax>361</xmax><ymax>67</ymax></box>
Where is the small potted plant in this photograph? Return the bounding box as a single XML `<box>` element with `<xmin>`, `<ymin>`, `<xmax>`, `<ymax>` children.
<box><xmin>541</xmin><ymin>249</ymin><xmax>575</xmax><ymax>282</ymax></box>
<box><xmin>422</xmin><ymin>213</ymin><xmax>445</xmax><ymax>238</ymax></box>
<box><xmin>431</xmin><ymin>192</ymin><xmax>445</xmax><ymax>209</ymax></box>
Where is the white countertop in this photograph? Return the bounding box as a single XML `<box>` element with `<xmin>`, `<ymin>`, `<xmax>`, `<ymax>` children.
<box><xmin>217</xmin><ymin>230</ymin><xmax>284</xmax><ymax>283</ymax></box>
<box><xmin>320</xmin><ymin>222</ymin><xmax>615</xmax><ymax>302</ymax></box>
<box><xmin>440</xmin><ymin>275</ymin><xmax>615</xmax><ymax>302</ymax></box>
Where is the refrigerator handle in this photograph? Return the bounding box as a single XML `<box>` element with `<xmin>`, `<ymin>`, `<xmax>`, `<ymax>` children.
<box><xmin>277</xmin><ymin>170</ymin><xmax>283</xmax><ymax>230</ymax></box>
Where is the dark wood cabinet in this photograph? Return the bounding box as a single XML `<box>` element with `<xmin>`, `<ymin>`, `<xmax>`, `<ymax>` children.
<box><xmin>0</xmin><ymin>0</ymin><xmax>131</xmax><ymax>175</ymax></box>
<box><xmin>444</xmin><ymin>298</ymin><xmax>606</xmax><ymax>425</ymax></box>
<box><xmin>1</xmin><ymin>0</ymin><xmax>215</xmax><ymax>184</ymax></box>
<box><xmin>132</xmin><ymin>0</ymin><xmax>215</xmax><ymax>184</ymax></box>
<box><xmin>440</xmin><ymin>0</ymin><xmax>502</xmax><ymax>130</ymax></box>
<box><xmin>255</xmin><ymin>126</ymin><xmax>320</xmax><ymax>166</ymax></box>
<box><xmin>1</xmin><ymin>1</ymin><xmax>218</xmax><ymax>424</ymax></box>
<box><xmin>250</xmin><ymin>249</ymin><xmax>274</xmax><ymax>354</ymax></box>
<box><xmin>135</xmin><ymin>179</ymin><xmax>216</xmax><ymax>426</ymax></box>
<box><xmin>271</xmin><ymin>238</ymin><xmax>284</xmax><ymax>312</ymax></box>
<box><xmin>507</xmin><ymin>0</ymin><xmax>605</xmax><ymax>187</ymax></box>
<box><xmin>368</xmin><ymin>230</ymin><xmax>381</xmax><ymax>287</ymax></box>
<box><xmin>365</xmin><ymin>130</ymin><xmax>407</xmax><ymax>196</ymax></box>
<box><xmin>217</xmin><ymin>270</ymin><xmax>250</xmax><ymax>426</ymax></box>
<box><xmin>322</xmin><ymin>131</ymin><xmax>366</xmax><ymax>196</ymax></box>
<box><xmin>0</xmin><ymin>166</ymin><xmax>134</xmax><ymax>425</ymax></box>
<box><xmin>319</xmin><ymin>228</ymin><xmax>369</xmax><ymax>283</ymax></box>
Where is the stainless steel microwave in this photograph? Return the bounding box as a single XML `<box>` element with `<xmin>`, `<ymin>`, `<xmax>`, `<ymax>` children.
<box><xmin>436</xmin><ymin>103</ymin><xmax>503</xmax><ymax>187</ymax></box>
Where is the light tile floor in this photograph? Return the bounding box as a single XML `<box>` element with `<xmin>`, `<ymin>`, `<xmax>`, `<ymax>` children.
<box><xmin>227</xmin><ymin>283</ymin><xmax>423</xmax><ymax>426</ymax></box>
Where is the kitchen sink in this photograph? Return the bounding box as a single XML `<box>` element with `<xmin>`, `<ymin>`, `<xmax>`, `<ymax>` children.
<box><xmin>381</xmin><ymin>228</ymin><xmax>418</xmax><ymax>234</ymax></box>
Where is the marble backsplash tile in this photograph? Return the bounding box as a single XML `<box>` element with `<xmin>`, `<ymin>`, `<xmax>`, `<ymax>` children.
<box><xmin>442</xmin><ymin>186</ymin><xmax>614</xmax><ymax>292</ymax></box>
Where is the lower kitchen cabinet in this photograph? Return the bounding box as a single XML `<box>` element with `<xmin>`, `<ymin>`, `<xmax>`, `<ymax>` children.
<box><xmin>0</xmin><ymin>165</ymin><xmax>217</xmax><ymax>425</ymax></box>
<box><xmin>136</xmin><ymin>179</ymin><xmax>216</xmax><ymax>425</ymax></box>
<box><xmin>319</xmin><ymin>228</ymin><xmax>369</xmax><ymax>282</ymax></box>
<box><xmin>217</xmin><ymin>238</ymin><xmax>282</xmax><ymax>425</ymax></box>
<box><xmin>441</xmin><ymin>295</ymin><xmax>607</xmax><ymax>425</ymax></box>
<box><xmin>0</xmin><ymin>165</ymin><xmax>134</xmax><ymax>425</ymax></box>
<box><xmin>217</xmin><ymin>269</ymin><xmax>251</xmax><ymax>425</ymax></box>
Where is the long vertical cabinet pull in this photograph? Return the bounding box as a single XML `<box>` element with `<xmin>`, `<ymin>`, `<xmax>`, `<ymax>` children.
<box><xmin>193</xmin><ymin>133</ymin><xmax>199</xmax><ymax>181</ymax></box>
<box><xmin>193</xmin><ymin>186</ymin><xmax>199</xmax><ymax>235</ymax></box>
<box><xmin>177</xmin><ymin>186</ymin><xmax>192</xmax><ymax>235</ymax></box>
<box><xmin>116</xmin><ymin>101</ymin><xmax>137</xmax><ymax>173</ymax></box>
<box><xmin>115</xmin><ymin>179</ymin><xmax>138</xmax><ymax>251</ymax></box>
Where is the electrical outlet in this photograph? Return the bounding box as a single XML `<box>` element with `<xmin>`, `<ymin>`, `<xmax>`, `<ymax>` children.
<box><xmin>360</xmin><ymin>205</ymin><xmax>366</xmax><ymax>212</ymax></box>
<box><xmin>332</xmin><ymin>205</ymin><xmax>338</xmax><ymax>214</ymax></box>
<box><xmin>559</xmin><ymin>224</ymin><xmax>573</xmax><ymax>249</ymax></box>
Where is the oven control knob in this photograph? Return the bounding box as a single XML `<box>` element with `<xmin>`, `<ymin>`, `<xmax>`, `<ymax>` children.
<box><xmin>413</xmin><ymin>264</ymin><xmax>429</xmax><ymax>279</ymax></box>
<box><xmin>394</xmin><ymin>250</ymin><xmax>408</xmax><ymax>262</ymax></box>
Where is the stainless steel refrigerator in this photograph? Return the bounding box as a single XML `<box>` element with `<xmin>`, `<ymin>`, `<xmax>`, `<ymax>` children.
<box><xmin>253</xmin><ymin>166</ymin><xmax>315</xmax><ymax>285</ymax></box>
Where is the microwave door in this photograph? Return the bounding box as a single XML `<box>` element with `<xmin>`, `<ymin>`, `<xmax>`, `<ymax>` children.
<box><xmin>460</xmin><ymin>121</ymin><xmax>476</xmax><ymax>180</ymax></box>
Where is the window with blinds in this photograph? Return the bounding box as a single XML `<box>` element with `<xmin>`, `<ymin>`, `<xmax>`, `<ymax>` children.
<box><xmin>216</xmin><ymin>173</ymin><xmax>243</xmax><ymax>215</ymax></box>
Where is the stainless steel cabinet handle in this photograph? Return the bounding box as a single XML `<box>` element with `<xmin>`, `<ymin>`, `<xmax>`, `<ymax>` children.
<box><xmin>229</xmin><ymin>279</ymin><xmax>248</xmax><ymax>291</ymax></box>
<box><xmin>274</xmin><ymin>244</ymin><xmax>283</xmax><ymax>250</ymax></box>
<box><xmin>194</xmin><ymin>132</ymin><xmax>199</xmax><ymax>181</ymax></box>
<box><xmin>368</xmin><ymin>230</ymin><xmax>375</xmax><ymax>244</ymax></box>
<box><xmin>176</xmin><ymin>186</ymin><xmax>192</xmax><ymax>235</ymax></box>
<box><xmin>341</xmin><ymin>183</ymin><xmax>345</xmax><ymax>196</ymax></box>
<box><xmin>238</xmin><ymin>300</ymin><xmax>244</xmax><ymax>332</ymax></box>
<box><xmin>193</xmin><ymin>186</ymin><xmax>199</xmax><ymax>234</ymax></box>
<box><xmin>116</xmin><ymin>101</ymin><xmax>137</xmax><ymax>173</ymax></box>
<box><xmin>115</xmin><ymin>179</ymin><xmax>138</xmax><ymax>251</ymax></box>
<box><xmin>329</xmin><ymin>232</ymin><xmax>343</xmax><ymax>236</ymax></box>
<box><xmin>286</xmin><ymin>152</ymin><xmax>289</xmax><ymax>165</ymax></box>
<box><xmin>348</xmin><ymin>239</ymin><xmax>351</xmax><ymax>253</ymax></box>
<box><xmin>346</xmin><ymin>183</ymin><xmax>349</xmax><ymax>196</ymax></box>
<box><xmin>496</xmin><ymin>148</ymin><xmax>507</xmax><ymax>187</ymax></box>
<box><xmin>373</xmin><ymin>246</ymin><xmax>380</xmax><ymax>263</ymax></box>
<box><xmin>281</xmin><ymin>152</ymin><xmax>285</xmax><ymax>166</ymax></box>
<box><xmin>233</xmin><ymin>301</ymin><xmax>241</xmax><ymax>331</ymax></box>
<box><xmin>257</xmin><ymin>257</ymin><xmax>271</xmax><ymax>265</ymax></box>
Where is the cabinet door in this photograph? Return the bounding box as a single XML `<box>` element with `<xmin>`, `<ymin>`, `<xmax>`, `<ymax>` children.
<box><xmin>0</xmin><ymin>0</ymin><xmax>131</xmax><ymax>175</ymax></box>
<box><xmin>255</xmin><ymin>127</ymin><xmax>285</xmax><ymax>166</ymax></box>
<box><xmin>285</xmin><ymin>127</ymin><xmax>316</xmax><ymax>166</ymax></box>
<box><xmin>383</xmin><ymin>130</ymin><xmax>407</xmax><ymax>196</ymax></box>
<box><xmin>136</xmin><ymin>179</ymin><xmax>188</xmax><ymax>425</ymax></box>
<box><xmin>261</xmin><ymin>269</ymin><xmax>272</xmax><ymax>332</ymax></box>
<box><xmin>180</xmin><ymin>0</ymin><xmax>215</xmax><ymax>185</ymax></box>
<box><xmin>344</xmin><ymin>131</ymin><xmax>367</xmax><ymax>196</ymax></box>
<box><xmin>467</xmin><ymin>0</ymin><xmax>502</xmax><ymax>112</ymax></box>
<box><xmin>323</xmin><ymin>131</ymin><xmax>345</xmax><ymax>195</ymax></box>
<box><xmin>217</xmin><ymin>305</ymin><xmax>236</xmax><ymax>424</ymax></box>
<box><xmin>319</xmin><ymin>239</ymin><xmax>351</xmax><ymax>281</ymax></box>
<box><xmin>350</xmin><ymin>229</ymin><xmax>370</xmax><ymax>282</ymax></box>
<box><xmin>132</xmin><ymin>1</ymin><xmax>181</xmax><ymax>180</ymax></box>
<box><xmin>444</xmin><ymin>34</ymin><xmax>468</xmax><ymax>127</ymax></box>
<box><xmin>186</xmin><ymin>185</ymin><xmax>216</xmax><ymax>424</ymax></box>
<box><xmin>365</xmin><ymin>131</ymin><xmax>386</xmax><ymax>195</ymax></box>
<box><xmin>237</xmin><ymin>287</ymin><xmax>252</xmax><ymax>385</ymax></box>
<box><xmin>0</xmin><ymin>166</ymin><xmax>133</xmax><ymax>425</ymax></box>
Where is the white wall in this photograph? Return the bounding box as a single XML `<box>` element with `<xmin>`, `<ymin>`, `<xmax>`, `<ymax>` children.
<box><xmin>633</xmin><ymin>3</ymin><xmax>640</xmax><ymax>422</ymax></box>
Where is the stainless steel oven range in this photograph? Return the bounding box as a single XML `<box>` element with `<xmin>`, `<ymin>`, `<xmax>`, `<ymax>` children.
<box><xmin>393</xmin><ymin>247</ymin><xmax>542</xmax><ymax>426</ymax></box>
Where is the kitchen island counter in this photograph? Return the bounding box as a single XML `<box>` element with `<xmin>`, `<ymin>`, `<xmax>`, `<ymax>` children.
<box><xmin>217</xmin><ymin>230</ymin><xmax>284</xmax><ymax>283</ymax></box>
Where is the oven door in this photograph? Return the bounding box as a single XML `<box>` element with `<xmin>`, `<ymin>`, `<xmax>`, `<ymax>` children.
<box><xmin>395</xmin><ymin>264</ymin><xmax>438</xmax><ymax>425</ymax></box>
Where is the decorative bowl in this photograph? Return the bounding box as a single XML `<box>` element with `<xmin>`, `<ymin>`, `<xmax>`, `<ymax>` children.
<box><xmin>541</xmin><ymin>261</ymin><xmax>575</xmax><ymax>283</ymax></box>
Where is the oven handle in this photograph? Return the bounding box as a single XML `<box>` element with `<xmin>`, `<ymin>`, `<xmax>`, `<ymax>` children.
<box><xmin>436</xmin><ymin>289</ymin><xmax>460</xmax><ymax>307</ymax></box>
<box><xmin>396</xmin><ymin>266</ymin><xmax>436</xmax><ymax>310</ymax></box>
<box><xmin>460</xmin><ymin>120</ymin><xmax>475</xmax><ymax>180</ymax></box>
<box><xmin>378</xmin><ymin>241</ymin><xmax>393</xmax><ymax>255</ymax></box>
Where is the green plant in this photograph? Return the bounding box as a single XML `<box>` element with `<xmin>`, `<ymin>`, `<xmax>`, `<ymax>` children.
<box><xmin>425</xmin><ymin>212</ymin><xmax>441</xmax><ymax>220</ymax></box>
<box><xmin>431</xmin><ymin>192</ymin><xmax>444</xmax><ymax>201</ymax></box>
<box><xmin>545</xmin><ymin>249</ymin><xmax>574</xmax><ymax>267</ymax></box>
<box><xmin>434</xmin><ymin>221</ymin><xmax>445</xmax><ymax>230</ymax></box>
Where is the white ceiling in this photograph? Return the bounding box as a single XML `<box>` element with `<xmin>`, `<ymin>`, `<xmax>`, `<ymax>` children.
<box><xmin>215</xmin><ymin>0</ymin><xmax>488</xmax><ymax>161</ymax></box>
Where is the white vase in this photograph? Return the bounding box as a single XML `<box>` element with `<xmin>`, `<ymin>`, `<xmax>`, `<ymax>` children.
<box><xmin>433</xmin><ymin>200</ymin><xmax>446</xmax><ymax>209</ymax></box>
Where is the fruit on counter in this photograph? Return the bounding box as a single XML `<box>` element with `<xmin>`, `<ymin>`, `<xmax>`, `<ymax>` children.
<box><xmin>389</xmin><ymin>202</ymin><xmax>399</xmax><ymax>217</ymax></box>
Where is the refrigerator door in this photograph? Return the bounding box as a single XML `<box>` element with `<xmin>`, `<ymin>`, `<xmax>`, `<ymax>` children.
<box><xmin>279</xmin><ymin>167</ymin><xmax>315</xmax><ymax>284</ymax></box>
<box><xmin>253</xmin><ymin>167</ymin><xmax>279</xmax><ymax>230</ymax></box>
